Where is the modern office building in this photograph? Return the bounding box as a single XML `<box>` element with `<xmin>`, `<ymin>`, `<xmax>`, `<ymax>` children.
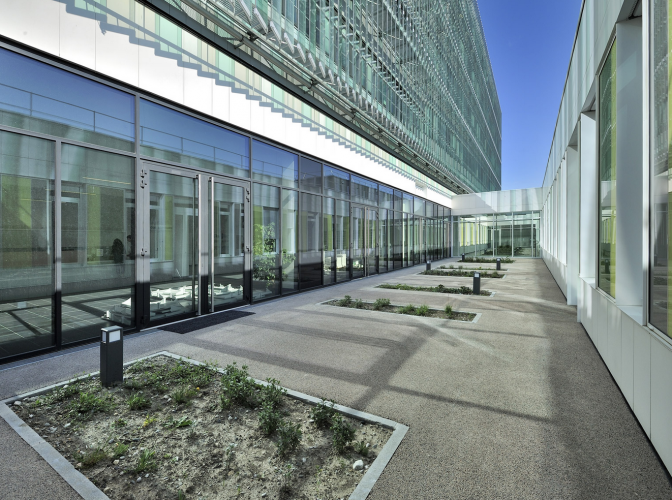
<box><xmin>0</xmin><ymin>0</ymin><xmax>501</xmax><ymax>360</ymax></box>
<box><xmin>539</xmin><ymin>0</ymin><xmax>672</xmax><ymax>478</ymax></box>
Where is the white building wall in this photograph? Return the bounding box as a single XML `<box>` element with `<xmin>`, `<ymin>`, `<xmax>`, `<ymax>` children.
<box><xmin>539</xmin><ymin>0</ymin><xmax>672</xmax><ymax>477</ymax></box>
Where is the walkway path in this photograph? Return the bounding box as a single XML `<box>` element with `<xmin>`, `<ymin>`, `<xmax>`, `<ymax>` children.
<box><xmin>1</xmin><ymin>258</ymin><xmax>671</xmax><ymax>499</ymax></box>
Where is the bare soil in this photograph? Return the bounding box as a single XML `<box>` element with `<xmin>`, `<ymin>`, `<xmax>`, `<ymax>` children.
<box><xmin>326</xmin><ymin>299</ymin><xmax>476</xmax><ymax>322</ymax></box>
<box><xmin>10</xmin><ymin>355</ymin><xmax>392</xmax><ymax>500</ymax></box>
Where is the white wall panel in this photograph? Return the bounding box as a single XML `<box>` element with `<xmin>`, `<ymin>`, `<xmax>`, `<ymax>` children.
<box><xmin>138</xmin><ymin>44</ymin><xmax>184</xmax><ymax>104</ymax></box>
<box><xmin>632</xmin><ymin>324</ymin><xmax>651</xmax><ymax>437</ymax></box>
<box><xmin>212</xmin><ymin>84</ymin><xmax>231</xmax><ymax>123</ymax></box>
<box><xmin>650</xmin><ymin>337</ymin><xmax>672</xmax><ymax>470</ymax></box>
<box><xmin>183</xmin><ymin>68</ymin><xmax>213</xmax><ymax>116</ymax></box>
<box><xmin>0</xmin><ymin>0</ymin><xmax>60</xmax><ymax>56</ymax></box>
<box><xmin>228</xmin><ymin>91</ymin><xmax>251</xmax><ymax>131</ymax></box>
<box><xmin>607</xmin><ymin>301</ymin><xmax>622</xmax><ymax>385</ymax></box>
<box><xmin>58</xmin><ymin>2</ymin><xmax>96</xmax><ymax>69</ymax></box>
<box><xmin>620</xmin><ymin>314</ymin><xmax>634</xmax><ymax>407</ymax></box>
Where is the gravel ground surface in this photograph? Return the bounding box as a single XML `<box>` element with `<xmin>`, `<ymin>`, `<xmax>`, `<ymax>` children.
<box><xmin>1</xmin><ymin>257</ymin><xmax>672</xmax><ymax>499</ymax></box>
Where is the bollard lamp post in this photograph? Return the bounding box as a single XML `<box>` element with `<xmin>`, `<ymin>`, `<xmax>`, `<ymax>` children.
<box><xmin>473</xmin><ymin>272</ymin><xmax>481</xmax><ymax>295</ymax></box>
<box><xmin>496</xmin><ymin>258</ymin><xmax>501</xmax><ymax>271</ymax></box>
<box><xmin>426</xmin><ymin>260</ymin><xmax>432</xmax><ymax>271</ymax></box>
<box><xmin>100</xmin><ymin>325</ymin><xmax>123</xmax><ymax>387</ymax></box>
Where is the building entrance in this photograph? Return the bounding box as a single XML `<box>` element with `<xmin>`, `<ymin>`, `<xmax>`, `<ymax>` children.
<box><xmin>352</xmin><ymin>205</ymin><xmax>378</xmax><ymax>278</ymax></box>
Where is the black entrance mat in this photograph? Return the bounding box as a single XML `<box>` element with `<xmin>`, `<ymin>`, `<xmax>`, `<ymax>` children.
<box><xmin>161</xmin><ymin>310</ymin><xmax>255</xmax><ymax>334</ymax></box>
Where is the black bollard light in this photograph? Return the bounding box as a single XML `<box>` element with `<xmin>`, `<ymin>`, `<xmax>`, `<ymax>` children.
<box><xmin>496</xmin><ymin>258</ymin><xmax>501</xmax><ymax>271</ymax></box>
<box><xmin>100</xmin><ymin>325</ymin><xmax>124</xmax><ymax>387</ymax></box>
<box><xmin>426</xmin><ymin>260</ymin><xmax>432</xmax><ymax>271</ymax></box>
<box><xmin>461</xmin><ymin>253</ymin><xmax>465</xmax><ymax>262</ymax></box>
<box><xmin>473</xmin><ymin>272</ymin><xmax>481</xmax><ymax>295</ymax></box>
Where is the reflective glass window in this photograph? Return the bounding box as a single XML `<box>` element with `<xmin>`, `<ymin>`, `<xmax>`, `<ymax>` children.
<box><xmin>393</xmin><ymin>190</ymin><xmax>403</xmax><ymax>212</ymax></box>
<box><xmin>351</xmin><ymin>175</ymin><xmax>377</xmax><ymax>205</ymax></box>
<box><xmin>403</xmin><ymin>193</ymin><xmax>413</xmax><ymax>213</ymax></box>
<box><xmin>379</xmin><ymin>185</ymin><xmax>393</xmax><ymax>209</ymax></box>
<box><xmin>282</xmin><ymin>189</ymin><xmax>299</xmax><ymax>292</ymax></box>
<box><xmin>253</xmin><ymin>141</ymin><xmax>298</xmax><ymax>188</ymax></box>
<box><xmin>253</xmin><ymin>183</ymin><xmax>280</xmax><ymax>300</ymax></box>
<box><xmin>0</xmin><ymin>131</ymin><xmax>55</xmax><ymax>358</ymax></box>
<box><xmin>0</xmin><ymin>48</ymin><xmax>134</xmax><ymax>151</ymax></box>
<box><xmin>599</xmin><ymin>44</ymin><xmax>617</xmax><ymax>298</ymax></box>
<box><xmin>61</xmin><ymin>145</ymin><xmax>135</xmax><ymax>343</ymax></box>
<box><xmin>324</xmin><ymin>165</ymin><xmax>350</xmax><ymax>199</ymax></box>
<box><xmin>414</xmin><ymin>197</ymin><xmax>425</xmax><ymax>216</ymax></box>
<box><xmin>300</xmin><ymin>193</ymin><xmax>321</xmax><ymax>289</ymax></box>
<box><xmin>323</xmin><ymin>198</ymin><xmax>335</xmax><ymax>285</ymax></box>
<box><xmin>140</xmin><ymin>100</ymin><xmax>249</xmax><ymax>177</ymax></box>
<box><xmin>335</xmin><ymin>200</ymin><xmax>350</xmax><ymax>282</ymax></box>
<box><xmin>300</xmin><ymin>158</ymin><xmax>322</xmax><ymax>194</ymax></box>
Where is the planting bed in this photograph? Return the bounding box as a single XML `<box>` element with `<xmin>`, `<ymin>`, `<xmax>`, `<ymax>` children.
<box><xmin>326</xmin><ymin>296</ymin><xmax>476</xmax><ymax>322</ymax></box>
<box><xmin>459</xmin><ymin>257</ymin><xmax>515</xmax><ymax>264</ymax></box>
<box><xmin>9</xmin><ymin>355</ymin><xmax>393</xmax><ymax>500</ymax></box>
<box><xmin>377</xmin><ymin>283</ymin><xmax>492</xmax><ymax>296</ymax></box>
<box><xmin>421</xmin><ymin>269</ymin><xmax>504</xmax><ymax>278</ymax></box>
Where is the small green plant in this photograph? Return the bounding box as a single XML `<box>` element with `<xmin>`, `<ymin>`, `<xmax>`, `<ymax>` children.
<box><xmin>142</xmin><ymin>415</ymin><xmax>157</xmax><ymax>428</ymax></box>
<box><xmin>444</xmin><ymin>304</ymin><xmax>453</xmax><ymax>317</ymax></box>
<box><xmin>112</xmin><ymin>442</ymin><xmax>129</xmax><ymax>458</ymax></box>
<box><xmin>171</xmin><ymin>387</ymin><xmax>197</xmax><ymax>406</ymax></box>
<box><xmin>399</xmin><ymin>304</ymin><xmax>417</xmax><ymax>315</ymax></box>
<box><xmin>448</xmin><ymin>264</ymin><xmax>455</xmax><ymax>269</ymax></box>
<box><xmin>76</xmin><ymin>448</ymin><xmax>107</xmax><ymax>468</ymax></box>
<box><xmin>258</xmin><ymin>401</ymin><xmax>283</xmax><ymax>436</ymax></box>
<box><xmin>331</xmin><ymin>414</ymin><xmax>355</xmax><ymax>454</ymax></box>
<box><xmin>416</xmin><ymin>304</ymin><xmax>430</xmax><ymax>317</ymax></box>
<box><xmin>178</xmin><ymin>490</ymin><xmax>186</xmax><ymax>500</ymax></box>
<box><xmin>113</xmin><ymin>417</ymin><xmax>127</xmax><ymax>428</ymax></box>
<box><xmin>70</xmin><ymin>392</ymin><xmax>112</xmax><ymax>416</ymax></box>
<box><xmin>337</xmin><ymin>295</ymin><xmax>353</xmax><ymax>307</ymax></box>
<box><xmin>276</xmin><ymin>422</ymin><xmax>302</xmax><ymax>457</ymax></box>
<box><xmin>373</xmin><ymin>298</ymin><xmax>391</xmax><ymax>310</ymax></box>
<box><xmin>354</xmin><ymin>298</ymin><xmax>365</xmax><ymax>309</ymax></box>
<box><xmin>220</xmin><ymin>363</ymin><xmax>260</xmax><ymax>409</ymax></box>
<box><xmin>261</xmin><ymin>378</ymin><xmax>286</xmax><ymax>409</ymax></box>
<box><xmin>127</xmin><ymin>392</ymin><xmax>150</xmax><ymax>411</ymax></box>
<box><xmin>135</xmin><ymin>449</ymin><xmax>157</xmax><ymax>473</ymax></box>
<box><xmin>49</xmin><ymin>381</ymin><xmax>81</xmax><ymax>403</ymax></box>
<box><xmin>280</xmin><ymin>463</ymin><xmax>294</xmax><ymax>495</ymax></box>
<box><xmin>123</xmin><ymin>378</ymin><xmax>143</xmax><ymax>391</ymax></box>
<box><xmin>163</xmin><ymin>416</ymin><xmax>192</xmax><ymax>429</ymax></box>
<box><xmin>355</xmin><ymin>440</ymin><xmax>369</xmax><ymax>457</ymax></box>
<box><xmin>310</xmin><ymin>399</ymin><xmax>336</xmax><ymax>428</ymax></box>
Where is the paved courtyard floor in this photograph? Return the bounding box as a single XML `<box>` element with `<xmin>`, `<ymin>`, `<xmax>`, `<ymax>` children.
<box><xmin>1</xmin><ymin>258</ymin><xmax>671</xmax><ymax>499</ymax></box>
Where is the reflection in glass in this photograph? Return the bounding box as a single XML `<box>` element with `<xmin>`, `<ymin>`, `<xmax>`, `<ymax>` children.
<box><xmin>61</xmin><ymin>145</ymin><xmax>135</xmax><ymax>343</ymax></box>
<box><xmin>379</xmin><ymin>209</ymin><xmax>389</xmax><ymax>271</ymax></box>
<box><xmin>403</xmin><ymin>213</ymin><xmax>409</xmax><ymax>267</ymax></box>
<box><xmin>210</xmin><ymin>182</ymin><xmax>245</xmax><ymax>309</ymax></box>
<box><xmin>352</xmin><ymin>206</ymin><xmax>365</xmax><ymax>279</ymax></box>
<box><xmin>414</xmin><ymin>197</ymin><xmax>425</xmax><ymax>217</ymax></box>
<box><xmin>149</xmin><ymin>171</ymin><xmax>198</xmax><ymax>322</ymax></box>
<box><xmin>140</xmin><ymin>100</ymin><xmax>249</xmax><ymax>177</ymax></box>
<box><xmin>367</xmin><ymin>208</ymin><xmax>378</xmax><ymax>276</ymax></box>
<box><xmin>0</xmin><ymin>48</ymin><xmax>135</xmax><ymax>152</ymax></box>
<box><xmin>300</xmin><ymin>193</ymin><xmax>322</xmax><ymax>289</ymax></box>
<box><xmin>379</xmin><ymin>185</ymin><xmax>393</xmax><ymax>210</ymax></box>
<box><xmin>323</xmin><ymin>198</ymin><xmax>335</xmax><ymax>285</ymax></box>
<box><xmin>393</xmin><ymin>212</ymin><xmax>403</xmax><ymax>269</ymax></box>
<box><xmin>324</xmin><ymin>165</ymin><xmax>350</xmax><ymax>199</ymax></box>
<box><xmin>282</xmin><ymin>189</ymin><xmax>299</xmax><ymax>292</ymax></box>
<box><xmin>253</xmin><ymin>141</ymin><xmax>298</xmax><ymax>188</ymax></box>
<box><xmin>351</xmin><ymin>175</ymin><xmax>378</xmax><ymax>205</ymax></box>
<box><xmin>598</xmin><ymin>44</ymin><xmax>617</xmax><ymax>298</ymax></box>
<box><xmin>403</xmin><ymin>193</ymin><xmax>413</xmax><ymax>213</ymax></box>
<box><xmin>253</xmin><ymin>183</ymin><xmax>280</xmax><ymax>300</ymax></box>
<box><xmin>300</xmin><ymin>158</ymin><xmax>322</xmax><ymax>194</ymax></box>
<box><xmin>0</xmin><ymin>132</ymin><xmax>54</xmax><ymax>358</ymax></box>
<box><xmin>393</xmin><ymin>190</ymin><xmax>403</xmax><ymax>212</ymax></box>
<box><xmin>513</xmin><ymin>215</ymin><xmax>534</xmax><ymax>257</ymax></box>
<box><xmin>335</xmin><ymin>200</ymin><xmax>350</xmax><ymax>282</ymax></box>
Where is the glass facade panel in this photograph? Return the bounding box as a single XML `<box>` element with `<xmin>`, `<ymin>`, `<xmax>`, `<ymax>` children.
<box><xmin>323</xmin><ymin>165</ymin><xmax>349</xmax><ymax>199</ymax></box>
<box><xmin>379</xmin><ymin>208</ymin><xmax>389</xmax><ymax>271</ymax></box>
<box><xmin>351</xmin><ymin>175</ymin><xmax>378</xmax><ymax>205</ymax></box>
<box><xmin>300</xmin><ymin>158</ymin><xmax>322</xmax><ymax>194</ymax></box>
<box><xmin>599</xmin><ymin>44</ymin><xmax>617</xmax><ymax>298</ymax></box>
<box><xmin>335</xmin><ymin>200</ymin><xmax>350</xmax><ymax>282</ymax></box>
<box><xmin>253</xmin><ymin>183</ymin><xmax>280</xmax><ymax>300</ymax></box>
<box><xmin>651</xmin><ymin>0</ymin><xmax>670</xmax><ymax>334</ymax></box>
<box><xmin>140</xmin><ymin>100</ymin><xmax>249</xmax><ymax>177</ymax></box>
<box><xmin>323</xmin><ymin>197</ymin><xmax>335</xmax><ymax>285</ymax></box>
<box><xmin>513</xmin><ymin>215</ymin><xmax>535</xmax><ymax>257</ymax></box>
<box><xmin>0</xmin><ymin>48</ymin><xmax>135</xmax><ymax>152</ymax></box>
<box><xmin>393</xmin><ymin>190</ymin><xmax>403</xmax><ymax>212</ymax></box>
<box><xmin>300</xmin><ymin>193</ymin><xmax>321</xmax><ymax>289</ymax></box>
<box><xmin>403</xmin><ymin>193</ymin><xmax>413</xmax><ymax>213</ymax></box>
<box><xmin>61</xmin><ymin>145</ymin><xmax>135</xmax><ymax>344</ymax></box>
<box><xmin>379</xmin><ymin>185</ymin><xmax>393</xmax><ymax>210</ymax></box>
<box><xmin>352</xmin><ymin>206</ymin><xmax>365</xmax><ymax>279</ymax></box>
<box><xmin>253</xmin><ymin>141</ymin><xmax>298</xmax><ymax>188</ymax></box>
<box><xmin>281</xmin><ymin>189</ymin><xmax>299</xmax><ymax>292</ymax></box>
<box><xmin>414</xmin><ymin>197</ymin><xmax>425</xmax><ymax>217</ymax></box>
<box><xmin>210</xmin><ymin>182</ymin><xmax>245</xmax><ymax>310</ymax></box>
<box><xmin>494</xmin><ymin>215</ymin><xmax>511</xmax><ymax>257</ymax></box>
<box><xmin>0</xmin><ymin>131</ymin><xmax>54</xmax><ymax>359</ymax></box>
<box><xmin>403</xmin><ymin>213</ymin><xmax>409</xmax><ymax>267</ymax></box>
<box><xmin>148</xmin><ymin>171</ymin><xmax>198</xmax><ymax>323</ymax></box>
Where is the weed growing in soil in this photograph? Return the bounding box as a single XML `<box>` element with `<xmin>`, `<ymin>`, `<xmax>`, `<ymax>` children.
<box><xmin>77</xmin><ymin>448</ymin><xmax>107</xmax><ymax>468</ymax></box>
<box><xmin>276</xmin><ymin>422</ymin><xmax>302</xmax><ymax>457</ymax></box>
<box><xmin>135</xmin><ymin>449</ymin><xmax>157</xmax><ymax>473</ymax></box>
<box><xmin>261</xmin><ymin>378</ymin><xmax>286</xmax><ymax>409</ymax></box>
<box><xmin>221</xmin><ymin>363</ymin><xmax>260</xmax><ymax>409</ymax></box>
<box><xmin>354</xmin><ymin>298</ymin><xmax>365</xmax><ymax>309</ymax></box>
<box><xmin>127</xmin><ymin>392</ymin><xmax>150</xmax><ymax>410</ymax></box>
<box><xmin>331</xmin><ymin>414</ymin><xmax>355</xmax><ymax>454</ymax></box>
<box><xmin>70</xmin><ymin>392</ymin><xmax>112</xmax><ymax>417</ymax></box>
<box><xmin>112</xmin><ymin>443</ymin><xmax>129</xmax><ymax>458</ymax></box>
<box><xmin>337</xmin><ymin>295</ymin><xmax>353</xmax><ymax>307</ymax></box>
<box><xmin>399</xmin><ymin>304</ymin><xmax>416</xmax><ymax>315</ymax></box>
<box><xmin>310</xmin><ymin>399</ymin><xmax>337</xmax><ymax>428</ymax></box>
<box><xmin>171</xmin><ymin>387</ymin><xmax>197</xmax><ymax>406</ymax></box>
<box><xmin>373</xmin><ymin>298</ymin><xmax>391</xmax><ymax>310</ymax></box>
<box><xmin>123</xmin><ymin>378</ymin><xmax>143</xmax><ymax>391</ymax></box>
<box><xmin>355</xmin><ymin>440</ymin><xmax>369</xmax><ymax>457</ymax></box>
<box><xmin>163</xmin><ymin>416</ymin><xmax>192</xmax><ymax>429</ymax></box>
<box><xmin>416</xmin><ymin>305</ymin><xmax>430</xmax><ymax>317</ymax></box>
<box><xmin>113</xmin><ymin>417</ymin><xmax>127</xmax><ymax>427</ymax></box>
<box><xmin>259</xmin><ymin>401</ymin><xmax>283</xmax><ymax>436</ymax></box>
<box><xmin>445</xmin><ymin>305</ymin><xmax>453</xmax><ymax>317</ymax></box>
<box><xmin>377</xmin><ymin>283</ymin><xmax>491</xmax><ymax>296</ymax></box>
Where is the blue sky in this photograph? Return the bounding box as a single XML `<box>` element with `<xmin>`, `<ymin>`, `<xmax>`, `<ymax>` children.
<box><xmin>477</xmin><ymin>0</ymin><xmax>583</xmax><ymax>190</ymax></box>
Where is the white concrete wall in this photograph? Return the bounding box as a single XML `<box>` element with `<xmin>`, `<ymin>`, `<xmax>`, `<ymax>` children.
<box><xmin>450</xmin><ymin>188</ymin><xmax>543</xmax><ymax>216</ymax></box>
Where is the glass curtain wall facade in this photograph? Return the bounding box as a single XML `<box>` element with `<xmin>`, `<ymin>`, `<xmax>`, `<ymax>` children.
<box><xmin>0</xmin><ymin>46</ymin><xmax>452</xmax><ymax>361</ymax></box>
<box><xmin>454</xmin><ymin>213</ymin><xmax>541</xmax><ymax>258</ymax></box>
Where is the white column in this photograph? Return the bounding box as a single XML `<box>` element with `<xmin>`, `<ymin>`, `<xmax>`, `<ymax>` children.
<box><xmin>566</xmin><ymin>144</ymin><xmax>580</xmax><ymax>305</ymax></box>
<box><xmin>579</xmin><ymin>112</ymin><xmax>597</xmax><ymax>282</ymax></box>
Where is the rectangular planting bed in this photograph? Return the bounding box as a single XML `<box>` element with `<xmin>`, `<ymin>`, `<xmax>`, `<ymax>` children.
<box><xmin>325</xmin><ymin>296</ymin><xmax>477</xmax><ymax>322</ymax></box>
<box><xmin>376</xmin><ymin>283</ymin><xmax>493</xmax><ymax>297</ymax></box>
<box><xmin>3</xmin><ymin>353</ymin><xmax>408</xmax><ymax>500</ymax></box>
<box><xmin>420</xmin><ymin>269</ymin><xmax>505</xmax><ymax>278</ymax></box>
<box><xmin>459</xmin><ymin>257</ymin><xmax>515</xmax><ymax>264</ymax></box>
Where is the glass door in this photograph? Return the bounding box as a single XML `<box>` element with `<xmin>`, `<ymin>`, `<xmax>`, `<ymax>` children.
<box><xmin>351</xmin><ymin>205</ymin><xmax>365</xmax><ymax>279</ymax></box>
<box><xmin>366</xmin><ymin>207</ymin><xmax>378</xmax><ymax>276</ymax></box>
<box><xmin>139</xmin><ymin>163</ymin><xmax>199</xmax><ymax>326</ymax></box>
<box><xmin>209</xmin><ymin>177</ymin><xmax>250</xmax><ymax>311</ymax></box>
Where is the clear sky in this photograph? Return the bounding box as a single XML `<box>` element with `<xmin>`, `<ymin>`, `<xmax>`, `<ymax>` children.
<box><xmin>477</xmin><ymin>0</ymin><xmax>584</xmax><ymax>191</ymax></box>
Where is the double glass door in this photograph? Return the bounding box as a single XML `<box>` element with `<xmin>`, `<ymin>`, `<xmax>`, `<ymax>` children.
<box><xmin>135</xmin><ymin>162</ymin><xmax>250</xmax><ymax>327</ymax></box>
<box><xmin>352</xmin><ymin>204</ymin><xmax>378</xmax><ymax>278</ymax></box>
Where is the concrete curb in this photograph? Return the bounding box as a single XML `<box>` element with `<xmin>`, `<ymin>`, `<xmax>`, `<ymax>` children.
<box><xmin>0</xmin><ymin>403</ymin><xmax>110</xmax><ymax>500</ymax></box>
<box><xmin>373</xmin><ymin>284</ymin><xmax>497</xmax><ymax>299</ymax></box>
<box><xmin>317</xmin><ymin>300</ymin><xmax>481</xmax><ymax>324</ymax></box>
<box><xmin>2</xmin><ymin>351</ymin><xmax>408</xmax><ymax>500</ymax></box>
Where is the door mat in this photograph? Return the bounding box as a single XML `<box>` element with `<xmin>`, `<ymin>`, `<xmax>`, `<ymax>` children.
<box><xmin>161</xmin><ymin>310</ymin><xmax>255</xmax><ymax>334</ymax></box>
